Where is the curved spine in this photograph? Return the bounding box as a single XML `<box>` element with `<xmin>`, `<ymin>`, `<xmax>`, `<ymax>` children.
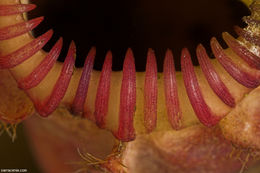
<box><xmin>114</xmin><ymin>48</ymin><xmax>136</xmax><ymax>142</ymax></box>
<box><xmin>0</xmin><ymin>4</ymin><xmax>36</xmax><ymax>16</ymax></box>
<box><xmin>0</xmin><ymin>29</ymin><xmax>53</xmax><ymax>69</ymax></box>
<box><xmin>163</xmin><ymin>49</ymin><xmax>182</xmax><ymax>130</ymax></box>
<box><xmin>71</xmin><ymin>47</ymin><xmax>96</xmax><ymax>115</ymax></box>
<box><xmin>211</xmin><ymin>37</ymin><xmax>260</xmax><ymax>88</ymax></box>
<box><xmin>36</xmin><ymin>41</ymin><xmax>76</xmax><ymax>117</ymax></box>
<box><xmin>0</xmin><ymin>17</ymin><xmax>44</xmax><ymax>40</ymax></box>
<box><xmin>144</xmin><ymin>48</ymin><xmax>158</xmax><ymax>133</ymax></box>
<box><xmin>181</xmin><ymin>48</ymin><xmax>221</xmax><ymax>127</ymax></box>
<box><xmin>196</xmin><ymin>44</ymin><xmax>236</xmax><ymax>107</ymax></box>
<box><xmin>17</xmin><ymin>38</ymin><xmax>63</xmax><ymax>90</ymax></box>
<box><xmin>95</xmin><ymin>51</ymin><xmax>112</xmax><ymax>129</ymax></box>
<box><xmin>222</xmin><ymin>32</ymin><xmax>260</xmax><ymax>70</ymax></box>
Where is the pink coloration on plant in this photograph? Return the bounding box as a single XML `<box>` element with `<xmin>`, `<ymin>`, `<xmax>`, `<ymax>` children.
<box><xmin>18</xmin><ymin>38</ymin><xmax>63</xmax><ymax>90</ymax></box>
<box><xmin>222</xmin><ymin>32</ymin><xmax>260</xmax><ymax>70</ymax></box>
<box><xmin>196</xmin><ymin>44</ymin><xmax>235</xmax><ymax>107</ymax></box>
<box><xmin>36</xmin><ymin>41</ymin><xmax>76</xmax><ymax>117</ymax></box>
<box><xmin>211</xmin><ymin>37</ymin><xmax>260</xmax><ymax>88</ymax></box>
<box><xmin>0</xmin><ymin>17</ymin><xmax>44</xmax><ymax>40</ymax></box>
<box><xmin>0</xmin><ymin>29</ymin><xmax>53</xmax><ymax>69</ymax></box>
<box><xmin>163</xmin><ymin>49</ymin><xmax>182</xmax><ymax>130</ymax></box>
<box><xmin>114</xmin><ymin>48</ymin><xmax>136</xmax><ymax>142</ymax></box>
<box><xmin>95</xmin><ymin>51</ymin><xmax>112</xmax><ymax>129</ymax></box>
<box><xmin>144</xmin><ymin>48</ymin><xmax>158</xmax><ymax>133</ymax></box>
<box><xmin>0</xmin><ymin>4</ymin><xmax>36</xmax><ymax>16</ymax></box>
<box><xmin>234</xmin><ymin>26</ymin><xmax>260</xmax><ymax>47</ymax></box>
<box><xmin>71</xmin><ymin>47</ymin><xmax>96</xmax><ymax>115</ymax></box>
<box><xmin>181</xmin><ymin>48</ymin><xmax>221</xmax><ymax>127</ymax></box>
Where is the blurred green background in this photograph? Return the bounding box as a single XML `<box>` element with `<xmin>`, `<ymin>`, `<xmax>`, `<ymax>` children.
<box><xmin>0</xmin><ymin>124</ymin><xmax>41</xmax><ymax>173</ymax></box>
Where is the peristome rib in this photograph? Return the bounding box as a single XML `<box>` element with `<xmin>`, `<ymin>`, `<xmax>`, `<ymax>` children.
<box><xmin>163</xmin><ymin>49</ymin><xmax>182</xmax><ymax>129</ymax></box>
<box><xmin>95</xmin><ymin>51</ymin><xmax>112</xmax><ymax>129</ymax></box>
<box><xmin>114</xmin><ymin>48</ymin><xmax>136</xmax><ymax>142</ymax></box>
<box><xmin>71</xmin><ymin>47</ymin><xmax>96</xmax><ymax>115</ymax></box>
<box><xmin>144</xmin><ymin>48</ymin><xmax>158</xmax><ymax>132</ymax></box>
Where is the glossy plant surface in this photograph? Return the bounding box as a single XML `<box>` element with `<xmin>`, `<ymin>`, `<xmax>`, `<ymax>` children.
<box><xmin>0</xmin><ymin>0</ymin><xmax>260</xmax><ymax>172</ymax></box>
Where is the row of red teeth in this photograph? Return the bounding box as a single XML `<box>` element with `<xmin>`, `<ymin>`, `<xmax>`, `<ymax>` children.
<box><xmin>0</xmin><ymin>4</ymin><xmax>260</xmax><ymax>141</ymax></box>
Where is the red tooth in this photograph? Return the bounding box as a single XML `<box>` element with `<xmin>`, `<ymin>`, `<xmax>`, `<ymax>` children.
<box><xmin>114</xmin><ymin>48</ymin><xmax>136</xmax><ymax>142</ymax></box>
<box><xmin>144</xmin><ymin>48</ymin><xmax>158</xmax><ymax>133</ymax></box>
<box><xmin>94</xmin><ymin>51</ymin><xmax>112</xmax><ymax>129</ymax></box>
<box><xmin>0</xmin><ymin>4</ymin><xmax>36</xmax><ymax>16</ymax></box>
<box><xmin>196</xmin><ymin>44</ymin><xmax>235</xmax><ymax>107</ymax></box>
<box><xmin>222</xmin><ymin>32</ymin><xmax>260</xmax><ymax>70</ymax></box>
<box><xmin>0</xmin><ymin>29</ymin><xmax>53</xmax><ymax>69</ymax></box>
<box><xmin>163</xmin><ymin>49</ymin><xmax>182</xmax><ymax>130</ymax></box>
<box><xmin>37</xmin><ymin>41</ymin><xmax>76</xmax><ymax>117</ymax></box>
<box><xmin>211</xmin><ymin>37</ymin><xmax>260</xmax><ymax>88</ymax></box>
<box><xmin>0</xmin><ymin>17</ymin><xmax>44</xmax><ymax>40</ymax></box>
<box><xmin>181</xmin><ymin>48</ymin><xmax>221</xmax><ymax>127</ymax></box>
<box><xmin>71</xmin><ymin>47</ymin><xmax>96</xmax><ymax>115</ymax></box>
<box><xmin>17</xmin><ymin>38</ymin><xmax>63</xmax><ymax>90</ymax></box>
<box><xmin>234</xmin><ymin>26</ymin><xmax>260</xmax><ymax>47</ymax></box>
